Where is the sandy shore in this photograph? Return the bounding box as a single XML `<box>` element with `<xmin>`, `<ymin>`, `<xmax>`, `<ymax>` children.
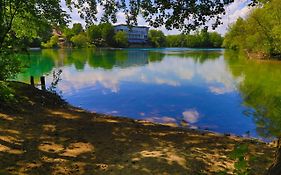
<box><xmin>0</xmin><ymin>82</ymin><xmax>275</xmax><ymax>174</ymax></box>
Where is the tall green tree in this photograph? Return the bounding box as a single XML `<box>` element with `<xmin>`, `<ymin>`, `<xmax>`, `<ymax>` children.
<box><xmin>113</xmin><ymin>31</ymin><xmax>128</xmax><ymax>48</ymax></box>
<box><xmin>0</xmin><ymin>0</ymin><xmax>68</xmax><ymax>49</ymax></box>
<box><xmin>0</xmin><ymin>0</ymin><xmax>68</xmax><ymax>80</ymax></box>
<box><xmin>41</xmin><ymin>35</ymin><xmax>59</xmax><ymax>48</ymax></box>
<box><xmin>100</xmin><ymin>23</ymin><xmax>115</xmax><ymax>46</ymax></box>
<box><xmin>148</xmin><ymin>30</ymin><xmax>166</xmax><ymax>48</ymax></box>
<box><xmin>72</xmin><ymin>23</ymin><xmax>83</xmax><ymax>35</ymax></box>
<box><xmin>87</xmin><ymin>24</ymin><xmax>102</xmax><ymax>45</ymax></box>
<box><xmin>223</xmin><ymin>0</ymin><xmax>281</xmax><ymax>57</ymax></box>
<box><xmin>70</xmin><ymin>33</ymin><xmax>89</xmax><ymax>48</ymax></box>
<box><xmin>86</xmin><ymin>23</ymin><xmax>114</xmax><ymax>47</ymax></box>
<box><xmin>165</xmin><ymin>31</ymin><xmax>223</xmax><ymax>48</ymax></box>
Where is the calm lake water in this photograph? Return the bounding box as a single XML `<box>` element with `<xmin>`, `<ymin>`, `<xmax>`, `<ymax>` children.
<box><xmin>17</xmin><ymin>48</ymin><xmax>281</xmax><ymax>140</ymax></box>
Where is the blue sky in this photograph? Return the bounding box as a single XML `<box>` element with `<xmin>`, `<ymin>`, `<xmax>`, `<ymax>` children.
<box><xmin>61</xmin><ymin>0</ymin><xmax>252</xmax><ymax>35</ymax></box>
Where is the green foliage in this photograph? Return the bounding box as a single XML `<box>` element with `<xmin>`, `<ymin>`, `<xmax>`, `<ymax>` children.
<box><xmin>0</xmin><ymin>0</ymin><xmax>68</xmax><ymax>49</ymax></box>
<box><xmin>87</xmin><ymin>24</ymin><xmax>102</xmax><ymax>45</ymax></box>
<box><xmin>0</xmin><ymin>82</ymin><xmax>16</xmax><ymax>103</ymax></box>
<box><xmin>41</xmin><ymin>35</ymin><xmax>59</xmax><ymax>48</ymax></box>
<box><xmin>63</xmin><ymin>28</ymin><xmax>75</xmax><ymax>41</ymax></box>
<box><xmin>223</xmin><ymin>0</ymin><xmax>281</xmax><ymax>57</ymax></box>
<box><xmin>72</xmin><ymin>23</ymin><xmax>83</xmax><ymax>35</ymax></box>
<box><xmin>166</xmin><ymin>30</ymin><xmax>223</xmax><ymax>48</ymax></box>
<box><xmin>61</xmin><ymin>23</ymin><xmax>84</xmax><ymax>47</ymax></box>
<box><xmin>148</xmin><ymin>30</ymin><xmax>166</xmax><ymax>48</ymax></box>
<box><xmin>41</xmin><ymin>23</ymin><xmax>87</xmax><ymax>48</ymax></box>
<box><xmin>0</xmin><ymin>51</ymin><xmax>22</xmax><ymax>80</ymax></box>
<box><xmin>61</xmin><ymin>0</ymin><xmax>236</xmax><ymax>33</ymax></box>
<box><xmin>70</xmin><ymin>33</ymin><xmax>89</xmax><ymax>48</ymax></box>
<box><xmin>113</xmin><ymin>31</ymin><xmax>128</xmax><ymax>48</ymax></box>
<box><xmin>86</xmin><ymin>23</ymin><xmax>114</xmax><ymax>47</ymax></box>
<box><xmin>0</xmin><ymin>81</ymin><xmax>16</xmax><ymax>103</ymax></box>
<box><xmin>223</xmin><ymin>18</ymin><xmax>246</xmax><ymax>50</ymax></box>
<box><xmin>100</xmin><ymin>23</ymin><xmax>115</xmax><ymax>44</ymax></box>
<box><xmin>166</xmin><ymin>35</ymin><xmax>184</xmax><ymax>47</ymax></box>
<box><xmin>229</xmin><ymin>144</ymin><xmax>250</xmax><ymax>175</ymax></box>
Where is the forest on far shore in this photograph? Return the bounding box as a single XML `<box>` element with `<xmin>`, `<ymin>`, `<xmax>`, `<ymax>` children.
<box><xmin>26</xmin><ymin>23</ymin><xmax>224</xmax><ymax>49</ymax></box>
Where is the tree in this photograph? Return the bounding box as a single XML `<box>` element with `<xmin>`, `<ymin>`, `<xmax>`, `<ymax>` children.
<box><xmin>166</xmin><ymin>35</ymin><xmax>178</xmax><ymax>47</ymax></box>
<box><xmin>0</xmin><ymin>0</ymin><xmax>245</xmax><ymax>49</ymax></box>
<box><xmin>148</xmin><ymin>30</ymin><xmax>166</xmax><ymax>48</ymax></box>
<box><xmin>198</xmin><ymin>29</ymin><xmax>211</xmax><ymax>47</ymax></box>
<box><xmin>70</xmin><ymin>33</ymin><xmax>89</xmax><ymax>48</ymax></box>
<box><xmin>209</xmin><ymin>32</ymin><xmax>223</xmax><ymax>48</ymax></box>
<box><xmin>0</xmin><ymin>0</ymin><xmax>68</xmax><ymax>80</ymax></box>
<box><xmin>186</xmin><ymin>34</ymin><xmax>200</xmax><ymax>47</ymax></box>
<box><xmin>0</xmin><ymin>51</ymin><xmax>21</xmax><ymax>80</ymax></box>
<box><xmin>223</xmin><ymin>0</ymin><xmax>281</xmax><ymax>57</ymax></box>
<box><xmin>223</xmin><ymin>18</ymin><xmax>248</xmax><ymax>50</ymax></box>
<box><xmin>72</xmin><ymin>23</ymin><xmax>83</xmax><ymax>35</ymax></box>
<box><xmin>41</xmin><ymin>35</ymin><xmax>59</xmax><ymax>48</ymax></box>
<box><xmin>86</xmin><ymin>23</ymin><xmax>114</xmax><ymax>47</ymax></box>
<box><xmin>114</xmin><ymin>31</ymin><xmax>128</xmax><ymax>47</ymax></box>
<box><xmin>165</xmin><ymin>31</ymin><xmax>223</xmax><ymax>48</ymax></box>
<box><xmin>100</xmin><ymin>23</ymin><xmax>115</xmax><ymax>46</ymax></box>
<box><xmin>87</xmin><ymin>24</ymin><xmax>102</xmax><ymax>45</ymax></box>
<box><xmin>0</xmin><ymin>0</ymin><xmax>68</xmax><ymax>48</ymax></box>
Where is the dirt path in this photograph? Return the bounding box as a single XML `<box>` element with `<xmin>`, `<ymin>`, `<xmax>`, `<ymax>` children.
<box><xmin>0</xmin><ymin>82</ymin><xmax>275</xmax><ymax>174</ymax></box>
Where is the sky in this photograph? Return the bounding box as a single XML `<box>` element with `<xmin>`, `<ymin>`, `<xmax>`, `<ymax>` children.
<box><xmin>61</xmin><ymin>0</ymin><xmax>252</xmax><ymax>35</ymax></box>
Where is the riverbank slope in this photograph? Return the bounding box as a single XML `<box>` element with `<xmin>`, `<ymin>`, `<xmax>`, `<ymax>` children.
<box><xmin>0</xmin><ymin>81</ymin><xmax>275</xmax><ymax>174</ymax></box>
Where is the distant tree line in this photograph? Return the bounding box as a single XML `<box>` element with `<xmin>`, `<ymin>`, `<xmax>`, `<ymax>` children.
<box><xmin>147</xmin><ymin>29</ymin><xmax>223</xmax><ymax>48</ymax></box>
<box><xmin>36</xmin><ymin>24</ymin><xmax>224</xmax><ymax>49</ymax></box>
<box><xmin>223</xmin><ymin>0</ymin><xmax>281</xmax><ymax>58</ymax></box>
<box><xmin>40</xmin><ymin>23</ymin><xmax>129</xmax><ymax>48</ymax></box>
<box><xmin>165</xmin><ymin>29</ymin><xmax>223</xmax><ymax>48</ymax></box>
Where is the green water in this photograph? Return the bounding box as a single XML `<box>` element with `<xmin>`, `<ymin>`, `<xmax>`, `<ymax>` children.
<box><xmin>17</xmin><ymin>48</ymin><xmax>281</xmax><ymax>140</ymax></box>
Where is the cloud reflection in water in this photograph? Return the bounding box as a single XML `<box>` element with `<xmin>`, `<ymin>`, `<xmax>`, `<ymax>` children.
<box><xmin>182</xmin><ymin>109</ymin><xmax>200</xmax><ymax>124</ymax></box>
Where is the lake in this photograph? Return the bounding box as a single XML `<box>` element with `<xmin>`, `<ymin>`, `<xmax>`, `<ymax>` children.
<box><xmin>17</xmin><ymin>48</ymin><xmax>281</xmax><ymax>141</ymax></box>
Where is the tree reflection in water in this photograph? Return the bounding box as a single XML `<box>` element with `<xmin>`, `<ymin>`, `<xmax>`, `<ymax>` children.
<box><xmin>225</xmin><ymin>50</ymin><xmax>281</xmax><ymax>139</ymax></box>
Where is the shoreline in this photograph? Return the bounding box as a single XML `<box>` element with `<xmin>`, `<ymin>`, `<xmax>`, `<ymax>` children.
<box><xmin>102</xmin><ymin>113</ymin><xmax>274</xmax><ymax>143</ymax></box>
<box><xmin>0</xmin><ymin>81</ymin><xmax>276</xmax><ymax>174</ymax></box>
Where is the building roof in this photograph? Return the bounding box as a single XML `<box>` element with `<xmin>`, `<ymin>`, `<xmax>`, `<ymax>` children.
<box><xmin>114</xmin><ymin>24</ymin><xmax>149</xmax><ymax>29</ymax></box>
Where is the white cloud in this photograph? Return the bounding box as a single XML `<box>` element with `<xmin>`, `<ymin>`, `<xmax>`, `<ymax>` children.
<box><xmin>213</xmin><ymin>0</ymin><xmax>253</xmax><ymax>35</ymax></box>
<box><xmin>55</xmin><ymin>53</ymin><xmax>198</xmax><ymax>93</ymax></box>
<box><xmin>209</xmin><ymin>86</ymin><xmax>233</xmax><ymax>95</ymax></box>
<box><xmin>182</xmin><ymin>109</ymin><xmax>200</xmax><ymax>124</ymax></box>
<box><xmin>144</xmin><ymin>116</ymin><xmax>177</xmax><ymax>124</ymax></box>
<box><xmin>52</xmin><ymin>50</ymin><xmax>243</xmax><ymax>96</ymax></box>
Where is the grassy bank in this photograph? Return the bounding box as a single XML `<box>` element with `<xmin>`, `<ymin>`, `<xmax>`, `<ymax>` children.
<box><xmin>0</xmin><ymin>81</ymin><xmax>275</xmax><ymax>174</ymax></box>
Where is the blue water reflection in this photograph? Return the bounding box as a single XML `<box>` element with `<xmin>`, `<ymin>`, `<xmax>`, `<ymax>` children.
<box><xmin>18</xmin><ymin>48</ymin><xmax>280</xmax><ymax>140</ymax></box>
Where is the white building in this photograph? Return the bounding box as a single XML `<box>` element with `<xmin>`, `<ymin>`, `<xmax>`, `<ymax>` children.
<box><xmin>113</xmin><ymin>24</ymin><xmax>149</xmax><ymax>44</ymax></box>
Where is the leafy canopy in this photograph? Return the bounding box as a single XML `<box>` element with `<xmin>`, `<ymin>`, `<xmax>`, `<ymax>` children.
<box><xmin>0</xmin><ymin>0</ymin><xmax>68</xmax><ymax>48</ymax></box>
<box><xmin>0</xmin><ymin>0</ymin><xmax>238</xmax><ymax>47</ymax></box>
<box><xmin>113</xmin><ymin>31</ymin><xmax>128</xmax><ymax>48</ymax></box>
<box><xmin>148</xmin><ymin>30</ymin><xmax>166</xmax><ymax>48</ymax></box>
<box><xmin>223</xmin><ymin>0</ymin><xmax>281</xmax><ymax>57</ymax></box>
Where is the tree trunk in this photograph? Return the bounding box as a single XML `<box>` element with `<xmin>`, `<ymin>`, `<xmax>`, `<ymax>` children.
<box><xmin>267</xmin><ymin>138</ymin><xmax>281</xmax><ymax>175</ymax></box>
